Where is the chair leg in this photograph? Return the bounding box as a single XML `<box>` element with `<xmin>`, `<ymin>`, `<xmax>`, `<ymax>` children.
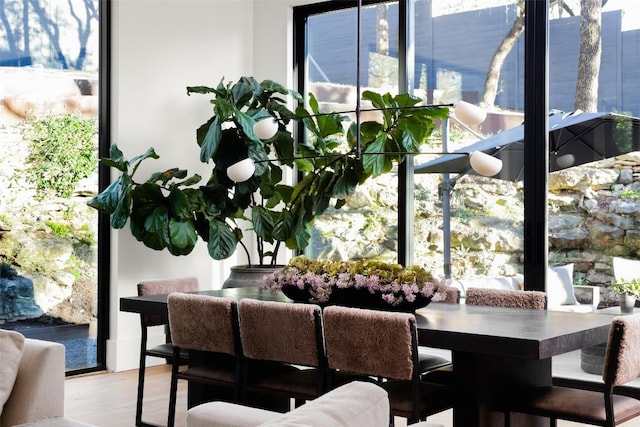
<box><xmin>136</xmin><ymin>339</ymin><xmax>148</xmax><ymax>426</ymax></box>
<box><xmin>504</xmin><ymin>411</ymin><xmax>510</xmax><ymax>427</ymax></box>
<box><xmin>167</xmin><ymin>350</ymin><xmax>181</xmax><ymax>427</ymax></box>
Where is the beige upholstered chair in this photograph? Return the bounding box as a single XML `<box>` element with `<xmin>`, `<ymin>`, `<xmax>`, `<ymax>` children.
<box><xmin>136</xmin><ymin>277</ymin><xmax>199</xmax><ymax>427</ymax></box>
<box><xmin>465</xmin><ymin>287</ymin><xmax>547</xmax><ymax>310</ymax></box>
<box><xmin>167</xmin><ymin>292</ymin><xmax>242</xmax><ymax>427</ymax></box>
<box><xmin>500</xmin><ymin>313</ymin><xmax>640</xmax><ymax>427</ymax></box>
<box><xmin>323</xmin><ymin>305</ymin><xmax>453</xmax><ymax>425</ymax></box>
<box><xmin>238</xmin><ymin>299</ymin><xmax>356</xmax><ymax>407</ymax></box>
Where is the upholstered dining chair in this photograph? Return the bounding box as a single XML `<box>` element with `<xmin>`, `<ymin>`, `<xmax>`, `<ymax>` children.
<box><xmin>237</xmin><ymin>299</ymin><xmax>358</xmax><ymax>408</ymax></box>
<box><xmin>465</xmin><ymin>287</ymin><xmax>547</xmax><ymax>310</ymax></box>
<box><xmin>136</xmin><ymin>277</ymin><xmax>199</xmax><ymax>427</ymax></box>
<box><xmin>499</xmin><ymin>313</ymin><xmax>640</xmax><ymax>427</ymax></box>
<box><xmin>323</xmin><ymin>305</ymin><xmax>454</xmax><ymax>425</ymax></box>
<box><xmin>167</xmin><ymin>292</ymin><xmax>243</xmax><ymax>427</ymax></box>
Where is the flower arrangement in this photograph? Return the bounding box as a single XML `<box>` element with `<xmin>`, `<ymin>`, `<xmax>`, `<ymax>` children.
<box><xmin>262</xmin><ymin>256</ymin><xmax>448</xmax><ymax>310</ymax></box>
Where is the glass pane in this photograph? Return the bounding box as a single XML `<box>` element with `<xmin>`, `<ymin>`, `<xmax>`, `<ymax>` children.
<box><xmin>0</xmin><ymin>0</ymin><xmax>100</xmax><ymax>373</ymax></box>
<box><xmin>412</xmin><ymin>1</ymin><xmax>525</xmax><ymax>282</ymax></box>
<box><xmin>304</xmin><ymin>2</ymin><xmax>401</xmax><ymax>263</ymax></box>
<box><xmin>547</xmin><ymin>0</ymin><xmax>640</xmax><ymax>385</ymax></box>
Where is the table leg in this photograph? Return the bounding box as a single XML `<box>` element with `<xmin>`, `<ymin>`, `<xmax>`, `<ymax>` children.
<box><xmin>452</xmin><ymin>351</ymin><xmax>551</xmax><ymax>427</ymax></box>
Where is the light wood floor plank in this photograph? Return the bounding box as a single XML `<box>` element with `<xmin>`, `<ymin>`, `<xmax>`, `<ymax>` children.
<box><xmin>65</xmin><ymin>365</ymin><xmax>640</xmax><ymax>427</ymax></box>
<box><xmin>65</xmin><ymin>365</ymin><xmax>187</xmax><ymax>427</ymax></box>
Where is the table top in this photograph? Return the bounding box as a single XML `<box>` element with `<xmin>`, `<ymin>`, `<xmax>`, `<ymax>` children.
<box><xmin>414</xmin><ymin>303</ymin><xmax>612</xmax><ymax>359</ymax></box>
<box><xmin>120</xmin><ymin>287</ymin><xmax>613</xmax><ymax>361</ymax></box>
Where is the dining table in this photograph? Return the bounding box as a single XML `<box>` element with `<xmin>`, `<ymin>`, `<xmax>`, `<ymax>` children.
<box><xmin>120</xmin><ymin>287</ymin><xmax>614</xmax><ymax>427</ymax></box>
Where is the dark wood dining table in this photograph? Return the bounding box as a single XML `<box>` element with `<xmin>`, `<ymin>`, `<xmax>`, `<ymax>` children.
<box><xmin>120</xmin><ymin>287</ymin><xmax>613</xmax><ymax>427</ymax></box>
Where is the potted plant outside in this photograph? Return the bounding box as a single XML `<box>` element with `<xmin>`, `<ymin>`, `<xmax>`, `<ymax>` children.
<box><xmin>88</xmin><ymin>76</ymin><xmax>447</xmax><ymax>275</ymax></box>
<box><xmin>611</xmin><ymin>277</ymin><xmax>640</xmax><ymax>313</ymax></box>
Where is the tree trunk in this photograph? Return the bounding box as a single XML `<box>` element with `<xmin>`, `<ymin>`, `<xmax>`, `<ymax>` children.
<box><xmin>480</xmin><ymin>1</ymin><xmax>525</xmax><ymax>109</ymax></box>
<box><xmin>574</xmin><ymin>0</ymin><xmax>602</xmax><ymax>112</ymax></box>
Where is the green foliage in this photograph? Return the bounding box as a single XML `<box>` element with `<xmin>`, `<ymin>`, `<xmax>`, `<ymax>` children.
<box><xmin>611</xmin><ymin>277</ymin><xmax>640</xmax><ymax>298</ymax></box>
<box><xmin>46</xmin><ymin>221</ymin><xmax>71</xmax><ymax>237</ymax></box>
<box><xmin>22</xmin><ymin>114</ymin><xmax>97</xmax><ymax>199</ymax></box>
<box><xmin>88</xmin><ymin>76</ymin><xmax>447</xmax><ymax>266</ymax></box>
<box><xmin>0</xmin><ymin>263</ymin><xmax>18</xmax><ymax>279</ymax></box>
<box><xmin>618</xmin><ymin>188</ymin><xmax>640</xmax><ymax>200</ymax></box>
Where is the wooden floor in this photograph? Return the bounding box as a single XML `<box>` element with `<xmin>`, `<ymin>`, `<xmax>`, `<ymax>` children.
<box><xmin>65</xmin><ymin>364</ymin><xmax>640</xmax><ymax>427</ymax></box>
<box><xmin>65</xmin><ymin>365</ymin><xmax>188</xmax><ymax>427</ymax></box>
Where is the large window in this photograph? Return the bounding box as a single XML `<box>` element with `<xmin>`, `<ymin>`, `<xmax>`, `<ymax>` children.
<box><xmin>295</xmin><ymin>0</ymin><xmax>640</xmax><ymax>387</ymax></box>
<box><xmin>0</xmin><ymin>0</ymin><xmax>107</xmax><ymax>374</ymax></box>
<box><xmin>298</xmin><ymin>2</ymin><xmax>402</xmax><ymax>264</ymax></box>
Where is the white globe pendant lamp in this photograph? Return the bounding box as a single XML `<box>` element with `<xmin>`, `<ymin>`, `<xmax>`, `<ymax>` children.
<box><xmin>469</xmin><ymin>151</ymin><xmax>503</xmax><ymax>177</ymax></box>
<box><xmin>454</xmin><ymin>101</ymin><xmax>487</xmax><ymax>127</ymax></box>
<box><xmin>253</xmin><ymin>118</ymin><xmax>279</xmax><ymax>140</ymax></box>
<box><xmin>227</xmin><ymin>158</ymin><xmax>256</xmax><ymax>182</ymax></box>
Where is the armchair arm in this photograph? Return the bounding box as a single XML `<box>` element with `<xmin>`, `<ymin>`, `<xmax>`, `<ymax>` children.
<box><xmin>573</xmin><ymin>285</ymin><xmax>601</xmax><ymax>311</ymax></box>
<box><xmin>1</xmin><ymin>339</ymin><xmax>65</xmax><ymax>427</ymax></box>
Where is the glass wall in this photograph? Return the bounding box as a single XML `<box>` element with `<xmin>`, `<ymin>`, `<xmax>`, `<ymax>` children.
<box><xmin>301</xmin><ymin>2</ymin><xmax>402</xmax><ymax>263</ymax></box>
<box><xmin>295</xmin><ymin>0</ymin><xmax>640</xmax><ymax>386</ymax></box>
<box><xmin>0</xmin><ymin>0</ymin><xmax>102</xmax><ymax>373</ymax></box>
<box><xmin>547</xmin><ymin>0</ymin><xmax>640</xmax><ymax>309</ymax></box>
<box><xmin>411</xmin><ymin>1</ymin><xmax>525</xmax><ymax>280</ymax></box>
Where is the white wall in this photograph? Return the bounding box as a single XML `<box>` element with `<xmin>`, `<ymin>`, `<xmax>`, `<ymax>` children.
<box><xmin>108</xmin><ymin>0</ymin><xmax>317</xmax><ymax>371</ymax></box>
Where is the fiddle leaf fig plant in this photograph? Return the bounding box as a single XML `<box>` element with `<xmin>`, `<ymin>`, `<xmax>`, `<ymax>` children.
<box><xmin>88</xmin><ymin>76</ymin><xmax>448</xmax><ymax>266</ymax></box>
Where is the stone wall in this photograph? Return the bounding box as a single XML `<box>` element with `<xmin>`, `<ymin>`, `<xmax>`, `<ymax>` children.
<box><xmin>313</xmin><ymin>153</ymin><xmax>640</xmax><ymax>307</ymax></box>
<box><xmin>0</xmin><ymin>67</ymin><xmax>98</xmax><ymax>325</ymax></box>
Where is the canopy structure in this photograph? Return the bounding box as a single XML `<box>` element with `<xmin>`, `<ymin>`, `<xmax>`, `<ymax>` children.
<box><xmin>416</xmin><ymin>110</ymin><xmax>640</xmax><ymax>279</ymax></box>
<box><xmin>416</xmin><ymin>110</ymin><xmax>640</xmax><ymax>181</ymax></box>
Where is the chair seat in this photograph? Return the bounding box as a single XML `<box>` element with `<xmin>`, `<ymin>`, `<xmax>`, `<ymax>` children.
<box><xmin>177</xmin><ymin>365</ymin><xmax>238</xmax><ymax>387</ymax></box>
<box><xmin>247</xmin><ymin>368</ymin><xmax>323</xmax><ymax>399</ymax></box>
<box><xmin>417</xmin><ymin>350</ymin><xmax>451</xmax><ymax>373</ymax></box>
<box><xmin>381</xmin><ymin>380</ymin><xmax>454</xmax><ymax>419</ymax></box>
<box><xmin>501</xmin><ymin>386</ymin><xmax>640</xmax><ymax>425</ymax></box>
<box><xmin>146</xmin><ymin>343</ymin><xmax>189</xmax><ymax>363</ymax></box>
<box><xmin>420</xmin><ymin>364</ymin><xmax>454</xmax><ymax>385</ymax></box>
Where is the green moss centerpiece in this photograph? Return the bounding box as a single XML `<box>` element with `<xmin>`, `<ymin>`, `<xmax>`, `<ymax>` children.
<box><xmin>262</xmin><ymin>256</ymin><xmax>447</xmax><ymax>312</ymax></box>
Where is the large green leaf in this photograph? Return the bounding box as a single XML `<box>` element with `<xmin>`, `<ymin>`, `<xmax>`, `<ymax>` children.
<box><xmin>252</xmin><ymin>205</ymin><xmax>274</xmax><ymax>242</ymax></box>
<box><xmin>111</xmin><ymin>179</ymin><xmax>132</xmax><ymax>229</ymax></box>
<box><xmin>144</xmin><ymin>207</ymin><xmax>169</xmax><ymax>233</ymax></box>
<box><xmin>169</xmin><ymin>218</ymin><xmax>198</xmax><ymax>251</ymax></box>
<box><xmin>232</xmin><ymin>76</ymin><xmax>260</xmax><ymax>107</ymax></box>
<box><xmin>199</xmin><ymin>116</ymin><xmax>222</xmax><ymax>162</ymax></box>
<box><xmin>287</xmin><ymin>220</ymin><xmax>311</xmax><ymax>251</ymax></box>
<box><xmin>273</xmin><ymin>211</ymin><xmax>294</xmax><ymax>242</ymax></box>
<box><xmin>362</xmin><ymin>133</ymin><xmax>393</xmax><ymax>176</ymax></box>
<box><xmin>169</xmin><ymin>188</ymin><xmax>192</xmax><ymax>220</ymax></box>
<box><xmin>207</xmin><ymin>220</ymin><xmax>238</xmax><ymax>260</ymax></box>
<box><xmin>87</xmin><ymin>175</ymin><xmax>124</xmax><ymax>214</ymax></box>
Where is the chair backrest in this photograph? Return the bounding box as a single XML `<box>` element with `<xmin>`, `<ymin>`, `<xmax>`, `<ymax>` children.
<box><xmin>437</xmin><ymin>286</ymin><xmax>460</xmax><ymax>304</ymax></box>
<box><xmin>238</xmin><ymin>299</ymin><xmax>323</xmax><ymax>367</ymax></box>
<box><xmin>138</xmin><ymin>277</ymin><xmax>199</xmax><ymax>326</ymax></box>
<box><xmin>613</xmin><ymin>257</ymin><xmax>640</xmax><ymax>282</ymax></box>
<box><xmin>465</xmin><ymin>288</ymin><xmax>547</xmax><ymax>310</ymax></box>
<box><xmin>602</xmin><ymin>313</ymin><xmax>640</xmax><ymax>388</ymax></box>
<box><xmin>323</xmin><ymin>305</ymin><xmax>417</xmax><ymax>381</ymax></box>
<box><xmin>167</xmin><ymin>293</ymin><xmax>240</xmax><ymax>356</ymax></box>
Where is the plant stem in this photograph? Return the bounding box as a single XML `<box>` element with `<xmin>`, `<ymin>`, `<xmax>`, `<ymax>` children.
<box><xmin>238</xmin><ymin>240</ymin><xmax>252</xmax><ymax>266</ymax></box>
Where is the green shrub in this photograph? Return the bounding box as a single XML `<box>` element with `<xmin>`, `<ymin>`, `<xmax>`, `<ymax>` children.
<box><xmin>46</xmin><ymin>221</ymin><xmax>71</xmax><ymax>237</ymax></box>
<box><xmin>21</xmin><ymin>114</ymin><xmax>97</xmax><ymax>199</ymax></box>
<box><xmin>618</xmin><ymin>188</ymin><xmax>640</xmax><ymax>200</ymax></box>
